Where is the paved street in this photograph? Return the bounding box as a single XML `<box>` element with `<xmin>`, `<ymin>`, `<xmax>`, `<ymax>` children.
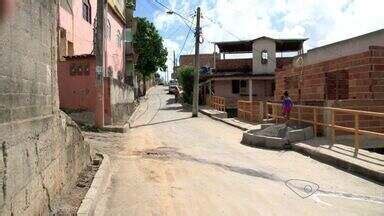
<box><xmin>86</xmin><ymin>86</ymin><xmax>384</xmax><ymax>216</ymax></box>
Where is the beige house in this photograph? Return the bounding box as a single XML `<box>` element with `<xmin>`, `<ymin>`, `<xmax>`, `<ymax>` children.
<box><xmin>200</xmin><ymin>37</ymin><xmax>307</xmax><ymax>113</ymax></box>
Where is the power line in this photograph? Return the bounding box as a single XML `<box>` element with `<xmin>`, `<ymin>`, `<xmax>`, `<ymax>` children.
<box><xmin>153</xmin><ymin>0</ymin><xmax>195</xmax><ymax>31</ymax></box>
<box><xmin>178</xmin><ymin>15</ymin><xmax>195</xmax><ymax>58</ymax></box>
<box><xmin>203</xmin><ymin>15</ymin><xmax>242</xmax><ymax>41</ymax></box>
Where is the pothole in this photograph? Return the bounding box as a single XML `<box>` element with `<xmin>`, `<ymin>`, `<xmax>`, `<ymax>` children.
<box><xmin>134</xmin><ymin>147</ymin><xmax>179</xmax><ymax>160</ymax></box>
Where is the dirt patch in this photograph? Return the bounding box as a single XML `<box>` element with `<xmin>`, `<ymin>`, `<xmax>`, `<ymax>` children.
<box><xmin>51</xmin><ymin>155</ymin><xmax>102</xmax><ymax>215</ymax></box>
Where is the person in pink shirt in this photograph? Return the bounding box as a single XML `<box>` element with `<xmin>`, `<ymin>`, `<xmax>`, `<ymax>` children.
<box><xmin>282</xmin><ymin>91</ymin><xmax>293</xmax><ymax>122</ymax></box>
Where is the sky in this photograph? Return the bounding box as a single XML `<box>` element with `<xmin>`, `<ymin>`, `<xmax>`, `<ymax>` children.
<box><xmin>134</xmin><ymin>0</ymin><xmax>384</xmax><ymax>80</ymax></box>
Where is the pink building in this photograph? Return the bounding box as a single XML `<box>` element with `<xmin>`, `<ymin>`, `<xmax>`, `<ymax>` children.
<box><xmin>58</xmin><ymin>0</ymin><xmax>135</xmax><ymax>126</ymax></box>
<box><xmin>58</xmin><ymin>0</ymin><xmax>125</xmax><ymax>79</ymax></box>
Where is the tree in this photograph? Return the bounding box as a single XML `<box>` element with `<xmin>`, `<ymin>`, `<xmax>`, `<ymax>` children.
<box><xmin>178</xmin><ymin>66</ymin><xmax>194</xmax><ymax>104</ymax></box>
<box><xmin>133</xmin><ymin>17</ymin><xmax>167</xmax><ymax>95</ymax></box>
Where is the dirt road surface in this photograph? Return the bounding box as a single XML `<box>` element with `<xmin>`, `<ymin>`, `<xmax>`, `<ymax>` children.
<box><xmin>85</xmin><ymin>86</ymin><xmax>384</xmax><ymax>216</ymax></box>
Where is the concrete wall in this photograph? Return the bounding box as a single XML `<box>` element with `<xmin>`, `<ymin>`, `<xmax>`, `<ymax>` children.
<box><xmin>252</xmin><ymin>38</ymin><xmax>276</xmax><ymax>74</ymax></box>
<box><xmin>0</xmin><ymin>1</ymin><xmax>90</xmax><ymax>214</ymax></box>
<box><xmin>295</xmin><ymin>29</ymin><xmax>384</xmax><ymax>67</ymax></box>
<box><xmin>109</xmin><ymin>78</ymin><xmax>135</xmax><ymax>124</ymax></box>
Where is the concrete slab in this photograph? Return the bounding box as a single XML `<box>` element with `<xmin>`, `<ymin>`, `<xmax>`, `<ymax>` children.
<box><xmin>287</xmin><ymin>129</ymin><xmax>306</xmax><ymax>143</ymax></box>
<box><xmin>101</xmin><ymin>123</ymin><xmax>130</xmax><ymax>133</ymax></box>
<box><xmin>199</xmin><ymin>106</ymin><xmax>227</xmax><ymax>119</ymax></box>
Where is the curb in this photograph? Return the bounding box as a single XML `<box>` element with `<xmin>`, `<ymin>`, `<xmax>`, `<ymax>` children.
<box><xmin>77</xmin><ymin>153</ymin><xmax>112</xmax><ymax>216</ymax></box>
<box><xmin>100</xmin><ymin>123</ymin><xmax>130</xmax><ymax>133</ymax></box>
<box><xmin>292</xmin><ymin>144</ymin><xmax>384</xmax><ymax>184</ymax></box>
<box><xmin>199</xmin><ymin>109</ymin><xmax>248</xmax><ymax>131</ymax></box>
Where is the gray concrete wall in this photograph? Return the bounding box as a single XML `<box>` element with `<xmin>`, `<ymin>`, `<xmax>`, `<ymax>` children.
<box><xmin>295</xmin><ymin>29</ymin><xmax>384</xmax><ymax>66</ymax></box>
<box><xmin>0</xmin><ymin>1</ymin><xmax>90</xmax><ymax>215</ymax></box>
<box><xmin>110</xmin><ymin>79</ymin><xmax>135</xmax><ymax>125</ymax></box>
<box><xmin>252</xmin><ymin>38</ymin><xmax>276</xmax><ymax>74</ymax></box>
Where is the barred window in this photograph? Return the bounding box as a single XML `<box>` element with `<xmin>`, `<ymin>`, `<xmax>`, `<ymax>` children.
<box><xmin>82</xmin><ymin>0</ymin><xmax>92</xmax><ymax>24</ymax></box>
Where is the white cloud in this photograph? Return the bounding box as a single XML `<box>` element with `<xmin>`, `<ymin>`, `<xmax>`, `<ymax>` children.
<box><xmin>152</xmin><ymin>0</ymin><xmax>384</xmax><ymax>76</ymax></box>
<box><xmin>161</xmin><ymin>39</ymin><xmax>180</xmax><ymax>80</ymax></box>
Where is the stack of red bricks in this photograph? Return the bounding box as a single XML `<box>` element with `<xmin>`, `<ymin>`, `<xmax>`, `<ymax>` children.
<box><xmin>215</xmin><ymin>58</ymin><xmax>253</xmax><ymax>72</ymax></box>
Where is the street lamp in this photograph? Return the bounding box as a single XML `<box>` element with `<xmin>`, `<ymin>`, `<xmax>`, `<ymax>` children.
<box><xmin>166</xmin><ymin>10</ymin><xmax>194</xmax><ymax>30</ymax></box>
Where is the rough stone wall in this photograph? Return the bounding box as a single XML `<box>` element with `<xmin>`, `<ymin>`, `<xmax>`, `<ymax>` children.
<box><xmin>108</xmin><ymin>78</ymin><xmax>135</xmax><ymax>125</ymax></box>
<box><xmin>0</xmin><ymin>1</ymin><xmax>90</xmax><ymax>215</ymax></box>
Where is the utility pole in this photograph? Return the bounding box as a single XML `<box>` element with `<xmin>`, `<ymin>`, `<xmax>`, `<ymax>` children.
<box><xmin>95</xmin><ymin>0</ymin><xmax>107</xmax><ymax>127</ymax></box>
<box><xmin>192</xmin><ymin>7</ymin><xmax>201</xmax><ymax>117</ymax></box>
<box><xmin>173</xmin><ymin>50</ymin><xmax>176</xmax><ymax>80</ymax></box>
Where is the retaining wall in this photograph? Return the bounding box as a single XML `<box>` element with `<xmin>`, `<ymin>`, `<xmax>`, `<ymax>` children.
<box><xmin>0</xmin><ymin>1</ymin><xmax>90</xmax><ymax>215</ymax></box>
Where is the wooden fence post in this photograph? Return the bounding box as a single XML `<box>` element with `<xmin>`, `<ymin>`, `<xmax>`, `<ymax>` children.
<box><xmin>275</xmin><ymin>104</ymin><xmax>278</xmax><ymax>124</ymax></box>
<box><xmin>354</xmin><ymin>113</ymin><xmax>360</xmax><ymax>157</ymax></box>
<box><xmin>330</xmin><ymin>110</ymin><xmax>335</xmax><ymax>148</ymax></box>
<box><xmin>298</xmin><ymin>106</ymin><xmax>302</xmax><ymax>125</ymax></box>
<box><xmin>259</xmin><ymin>101</ymin><xmax>264</xmax><ymax>122</ymax></box>
<box><xmin>313</xmin><ymin>108</ymin><xmax>317</xmax><ymax>137</ymax></box>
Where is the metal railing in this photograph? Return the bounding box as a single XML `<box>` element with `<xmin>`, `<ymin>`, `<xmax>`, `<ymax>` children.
<box><xmin>267</xmin><ymin>102</ymin><xmax>384</xmax><ymax>156</ymax></box>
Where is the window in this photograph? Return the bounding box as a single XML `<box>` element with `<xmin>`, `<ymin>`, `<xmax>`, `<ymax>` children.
<box><xmin>232</xmin><ymin>80</ymin><xmax>240</xmax><ymax>94</ymax></box>
<box><xmin>106</xmin><ymin>19</ymin><xmax>111</xmax><ymax>40</ymax></box>
<box><xmin>82</xmin><ymin>0</ymin><xmax>92</xmax><ymax>24</ymax></box>
<box><xmin>261</xmin><ymin>50</ymin><xmax>268</xmax><ymax>64</ymax></box>
<box><xmin>240</xmin><ymin>80</ymin><xmax>247</xmax><ymax>88</ymax></box>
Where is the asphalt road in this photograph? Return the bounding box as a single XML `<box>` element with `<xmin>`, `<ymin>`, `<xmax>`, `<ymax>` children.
<box><xmin>86</xmin><ymin>86</ymin><xmax>384</xmax><ymax>216</ymax></box>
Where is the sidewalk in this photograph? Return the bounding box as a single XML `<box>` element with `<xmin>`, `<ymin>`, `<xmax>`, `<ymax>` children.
<box><xmin>199</xmin><ymin>106</ymin><xmax>258</xmax><ymax>131</ymax></box>
<box><xmin>200</xmin><ymin>107</ymin><xmax>384</xmax><ymax>183</ymax></box>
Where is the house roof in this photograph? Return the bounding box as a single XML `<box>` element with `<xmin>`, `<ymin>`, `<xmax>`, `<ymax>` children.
<box><xmin>64</xmin><ymin>54</ymin><xmax>95</xmax><ymax>60</ymax></box>
<box><xmin>215</xmin><ymin>36</ymin><xmax>308</xmax><ymax>53</ymax></box>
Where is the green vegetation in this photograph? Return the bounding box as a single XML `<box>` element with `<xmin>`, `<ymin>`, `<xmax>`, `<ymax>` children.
<box><xmin>178</xmin><ymin>66</ymin><xmax>194</xmax><ymax>104</ymax></box>
<box><xmin>133</xmin><ymin>17</ymin><xmax>167</xmax><ymax>95</ymax></box>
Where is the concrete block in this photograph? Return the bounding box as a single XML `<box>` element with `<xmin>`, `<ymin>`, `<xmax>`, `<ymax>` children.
<box><xmin>287</xmin><ymin>129</ymin><xmax>306</xmax><ymax>143</ymax></box>
<box><xmin>303</xmin><ymin>126</ymin><xmax>315</xmax><ymax>139</ymax></box>
<box><xmin>264</xmin><ymin>136</ymin><xmax>288</xmax><ymax>149</ymax></box>
<box><xmin>259</xmin><ymin>123</ymin><xmax>274</xmax><ymax>130</ymax></box>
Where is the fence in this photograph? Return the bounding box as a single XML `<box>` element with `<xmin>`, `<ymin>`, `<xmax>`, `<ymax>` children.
<box><xmin>237</xmin><ymin>100</ymin><xmax>265</xmax><ymax>122</ymax></box>
<box><xmin>210</xmin><ymin>96</ymin><xmax>226</xmax><ymax>111</ymax></box>
<box><xmin>266</xmin><ymin>102</ymin><xmax>384</xmax><ymax>156</ymax></box>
